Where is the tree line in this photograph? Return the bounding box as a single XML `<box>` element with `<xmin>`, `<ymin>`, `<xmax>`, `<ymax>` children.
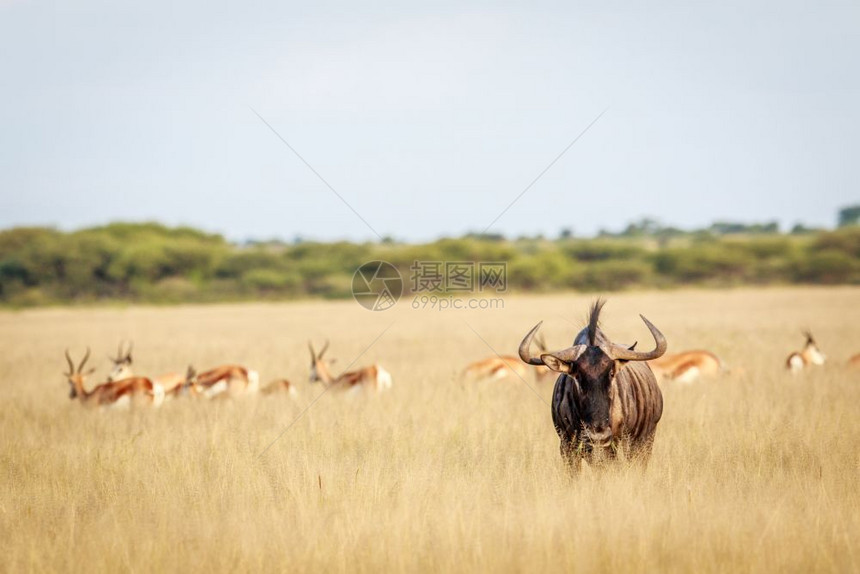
<box><xmin>0</xmin><ymin>220</ymin><xmax>858</xmax><ymax>306</ymax></box>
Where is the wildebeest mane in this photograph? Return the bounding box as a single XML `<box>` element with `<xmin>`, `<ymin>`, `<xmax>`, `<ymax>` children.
<box><xmin>586</xmin><ymin>298</ymin><xmax>606</xmax><ymax>346</ymax></box>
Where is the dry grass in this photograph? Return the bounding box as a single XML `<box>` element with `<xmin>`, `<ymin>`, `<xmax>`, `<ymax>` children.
<box><xmin>1</xmin><ymin>287</ymin><xmax>859</xmax><ymax>573</ymax></box>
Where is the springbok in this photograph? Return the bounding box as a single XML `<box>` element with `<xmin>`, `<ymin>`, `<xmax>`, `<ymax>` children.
<box><xmin>262</xmin><ymin>378</ymin><xmax>297</xmax><ymax>396</ymax></box>
<box><xmin>308</xmin><ymin>341</ymin><xmax>392</xmax><ymax>394</ymax></box>
<box><xmin>519</xmin><ymin>300</ymin><xmax>665</xmax><ymax>471</ymax></box>
<box><xmin>461</xmin><ymin>332</ymin><xmax>552</xmax><ymax>382</ymax></box>
<box><xmin>648</xmin><ymin>350</ymin><xmax>724</xmax><ymax>384</ymax></box>
<box><xmin>65</xmin><ymin>348</ymin><xmax>164</xmax><ymax>409</ymax></box>
<box><xmin>184</xmin><ymin>363</ymin><xmax>260</xmax><ymax>399</ymax></box>
<box><xmin>848</xmin><ymin>353</ymin><xmax>860</xmax><ymax>369</ymax></box>
<box><xmin>106</xmin><ymin>341</ymin><xmax>186</xmax><ymax>393</ymax></box>
<box><xmin>786</xmin><ymin>331</ymin><xmax>826</xmax><ymax>373</ymax></box>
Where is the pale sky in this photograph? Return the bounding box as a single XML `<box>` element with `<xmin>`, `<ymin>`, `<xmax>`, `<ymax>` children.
<box><xmin>1</xmin><ymin>0</ymin><xmax>858</xmax><ymax>242</ymax></box>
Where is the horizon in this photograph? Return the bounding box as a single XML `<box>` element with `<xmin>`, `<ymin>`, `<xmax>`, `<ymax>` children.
<box><xmin>0</xmin><ymin>212</ymin><xmax>843</xmax><ymax>246</ymax></box>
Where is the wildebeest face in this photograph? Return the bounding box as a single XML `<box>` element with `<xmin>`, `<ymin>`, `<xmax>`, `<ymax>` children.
<box><xmin>543</xmin><ymin>347</ymin><xmax>619</xmax><ymax>447</ymax></box>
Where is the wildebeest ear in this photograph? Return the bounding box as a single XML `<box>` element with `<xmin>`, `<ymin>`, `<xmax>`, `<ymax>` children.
<box><xmin>540</xmin><ymin>354</ymin><xmax>571</xmax><ymax>374</ymax></box>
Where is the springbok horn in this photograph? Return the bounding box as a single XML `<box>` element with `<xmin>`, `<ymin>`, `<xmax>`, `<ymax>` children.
<box><xmin>609</xmin><ymin>315</ymin><xmax>667</xmax><ymax>362</ymax></box>
<box><xmin>319</xmin><ymin>340</ymin><xmax>330</xmax><ymax>359</ymax></box>
<box><xmin>308</xmin><ymin>341</ymin><xmax>317</xmax><ymax>361</ymax></box>
<box><xmin>78</xmin><ymin>347</ymin><xmax>91</xmax><ymax>373</ymax></box>
<box><xmin>125</xmin><ymin>341</ymin><xmax>133</xmax><ymax>362</ymax></box>
<box><xmin>111</xmin><ymin>341</ymin><xmax>122</xmax><ymax>362</ymax></box>
<box><xmin>65</xmin><ymin>349</ymin><xmax>75</xmax><ymax>375</ymax></box>
<box><xmin>519</xmin><ymin>321</ymin><xmax>547</xmax><ymax>365</ymax></box>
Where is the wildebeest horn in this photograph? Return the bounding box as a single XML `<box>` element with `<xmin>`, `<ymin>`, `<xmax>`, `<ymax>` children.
<box><xmin>78</xmin><ymin>347</ymin><xmax>91</xmax><ymax>373</ymax></box>
<box><xmin>519</xmin><ymin>321</ymin><xmax>547</xmax><ymax>365</ymax></box>
<box><xmin>65</xmin><ymin>349</ymin><xmax>75</xmax><ymax>375</ymax></box>
<box><xmin>608</xmin><ymin>315</ymin><xmax>667</xmax><ymax>361</ymax></box>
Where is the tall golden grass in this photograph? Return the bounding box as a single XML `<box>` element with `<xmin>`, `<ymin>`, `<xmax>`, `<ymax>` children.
<box><xmin>1</xmin><ymin>287</ymin><xmax>858</xmax><ymax>572</ymax></box>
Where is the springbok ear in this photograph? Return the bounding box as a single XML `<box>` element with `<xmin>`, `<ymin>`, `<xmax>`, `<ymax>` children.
<box><xmin>540</xmin><ymin>354</ymin><xmax>571</xmax><ymax>374</ymax></box>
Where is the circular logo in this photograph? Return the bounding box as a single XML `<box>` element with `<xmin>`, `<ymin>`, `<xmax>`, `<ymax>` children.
<box><xmin>352</xmin><ymin>261</ymin><xmax>403</xmax><ymax>311</ymax></box>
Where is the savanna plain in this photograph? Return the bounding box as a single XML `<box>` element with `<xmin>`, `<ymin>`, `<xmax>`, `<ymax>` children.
<box><xmin>1</xmin><ymin>287</ymin><xmax>859</xmax><ymax>573</ymax></box>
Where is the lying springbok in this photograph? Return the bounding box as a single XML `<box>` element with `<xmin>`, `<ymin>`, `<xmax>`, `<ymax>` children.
<box><xmin>519</xmin><ymin>300</ymin><xmax>665</xmax><ymax>470</ymax></box>
<box><xmin>461</xmin><ymin>332</ymin><xmax>552</xmax><ymax>382</ymax></box>
<box><xmin>648</xmin><ymin>350</ymin><xmax>724</xmax><ymax>384</ymax></box>
<box><xmin>786</xmin><ymin>331</ymin><xmax>826</xmax><ymax>373</ymax></box>
<box><xmin>65</xmin><ymin>348</ymin><xmax>164</xmax><ymax>408</ymax></box>
<box><xmin>309</xmin><ymin>341</ymin><xmax>392</xmax><ymax>394</ymax></box>
<box><xmin>262</xmin><ymin>378</ymin><xmax>297</xmax><ymax>396</ymax></box>
<box><xmin>106</xmin><ymin>341</ymin><xmax>186</xmax><ymax>393</ymax></box>
<box><xmin>181</xmin><ymin>363</ymin><xmax>260</xmax><ymax>399</ymax></box>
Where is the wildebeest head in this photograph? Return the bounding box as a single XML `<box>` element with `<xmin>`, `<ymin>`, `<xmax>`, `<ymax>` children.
<box><xmin>519</xmin><ymin>301</ymin><xmax>666</xmax><ymax>447</ymax></box>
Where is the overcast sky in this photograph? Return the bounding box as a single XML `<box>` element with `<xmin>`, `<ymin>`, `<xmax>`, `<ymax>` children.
<box><xmin>1</xmin><ymin>0</ymin><xmax>857</xmax><ymax>242</ymax></box>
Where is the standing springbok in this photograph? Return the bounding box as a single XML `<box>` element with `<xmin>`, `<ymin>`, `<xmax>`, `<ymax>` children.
<box><xmin>519</xmin><ymin>301</ymin><xmax>665</xmax><ymax>470</ymax></box>
<box><xmin>308</xmin><ymin>341</ymin><xmax>392</xmax><ymax>394</ymax></box>
<box><xmin>648</xmin><ymin>350</ymin><xmax>724</xmax><ymax>384</ymax></box>
<box><xmin>106</xmin><ymin>341</ymin><xmax>186</xmax><ymax>393</ymax></box>
<box><xmin>64</xmin><ymin>348</ymin><xmax>164</xmax><ymax>408</ymax></box>
<box><xmin>461</xmin><ymin>332</ymin><xmax>552</xmax><ymax>382</ymax></box>
<box><xmin>786</xmin><ymin>331</ymin><xmax>826</xmax><ymax>373</ymax></box>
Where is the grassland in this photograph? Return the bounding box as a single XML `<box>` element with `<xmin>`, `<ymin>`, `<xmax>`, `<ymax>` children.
<box><xmin>1</xmin><ymin>287</ymin><xmax>859</xmax><ymax>573</ymax></box>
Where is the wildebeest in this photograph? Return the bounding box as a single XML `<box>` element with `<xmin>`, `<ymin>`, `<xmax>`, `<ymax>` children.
<box><xmin>519</xmin><ymin>301</ymin><xmax>666</xmax><ymax>470</ymax></box>
<box><xmin>785</xmin><ymin>331</ymin><xmax>826</xmax><ymax>373</ymax></box>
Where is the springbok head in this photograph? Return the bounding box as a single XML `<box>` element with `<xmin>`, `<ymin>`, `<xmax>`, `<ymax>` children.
<box><xmin>802</xmin><ymin>330</ymin><xmax>826</xmax><ymax>365</ymax></box>
<box><xmin>519</xmin><ymin>301</ymin><xmax>666</xmax><ymax>447</ymax></box>
<box><xmin>308</xmin><ymin>340</ymin><xmax>332</xmax><ymax>383</ymax></box>
<box><xmin>107</xmin><ymin>341</ymin><xmax>133</xmax><ymax>382</ymax></box>
<box><xmin>181</xmin><ymin>365</ymin><xmax>198</xmax><ymax>395</ymax></box>
<box><xmin>64</xmin><ymin>348</ymin><xmax>97</xmax><ymax>399</ymax></box>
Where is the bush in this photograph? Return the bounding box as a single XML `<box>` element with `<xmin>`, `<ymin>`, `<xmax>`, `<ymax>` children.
<box><xmin>0</xmin><ymin>222</ymin><xmax>858</xmax><ymax>306</ymax></box>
